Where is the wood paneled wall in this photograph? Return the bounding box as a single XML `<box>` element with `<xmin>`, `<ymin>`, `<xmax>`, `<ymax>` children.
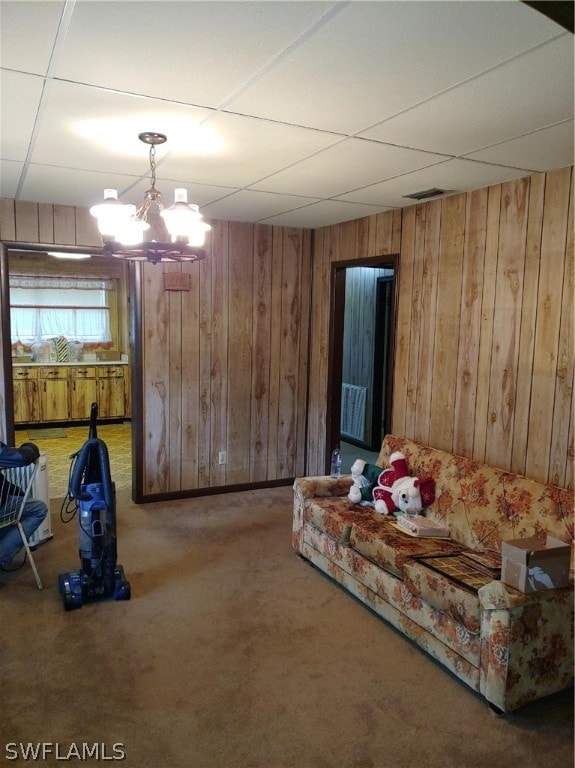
<box><xmin>308</xmin><ymin>167</ymin><xmax>574</xmax><ymax>490</ymax></box>
<box><xmin>1</xmin><ymin>164</ymin><xmax>572</xmax><ymax>495</ymax></box>
<box><xmin>139</xmin><ymin>221</ymin><xmax>311</xmax><ymax>495</ymax></box>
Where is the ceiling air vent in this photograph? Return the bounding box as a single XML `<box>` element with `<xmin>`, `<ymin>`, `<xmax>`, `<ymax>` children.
<box><xmin>403</xmin><ymin>187</ymin><xmax>449</xmax><ymax>201</ymax></box>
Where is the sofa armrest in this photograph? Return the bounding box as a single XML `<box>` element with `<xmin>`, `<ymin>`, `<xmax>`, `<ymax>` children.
<box><xmin>292</xmin><ymin>475</ymin><xmax>353</xmax><ymax>553</ymax></box>
<box><xmin>478</xmin><ymin>579</ymin><xmax>574</xmax><ymax>610</ymax></box>
<box><xmin>294</xmin><ymin>475</ymin><xmax>353</xmax><ymax>500</ymax></box>
<box><xmin>478</xmin><ymin>579</ymin><xmax>574</xmax><ymax>711</ymax></box>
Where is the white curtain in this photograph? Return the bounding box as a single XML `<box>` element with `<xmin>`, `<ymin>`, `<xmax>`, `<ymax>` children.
<box><xmin>10</xmin><ymin>275</ymin><xmax>113</xmax><ymax>345</ymax></box>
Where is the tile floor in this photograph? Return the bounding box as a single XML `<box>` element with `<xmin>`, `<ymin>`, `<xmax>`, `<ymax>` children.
<box><xmin>16</xmin><ymin>422</ymin><xmax>132</xmax><ymax>499</ymax></box>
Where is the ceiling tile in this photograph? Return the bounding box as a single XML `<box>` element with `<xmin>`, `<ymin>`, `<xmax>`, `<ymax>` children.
<box><xmin>51</xmin><ymin>1</ymin><xmax>333</xmax><ymax>109</ymax></box>
<box><xmin>0</xmin><ymin>1</ymin><xmax>65</xmax><ymax>74</ymax></box>
<box><xmin>260</xmin><ymin>200</ymin><xmax>391</xmax><ymax>229</ymax></box>
<box><xmin>0</xmin><ymin>71</ymin><xmax>45</xmax><ymax>161</ymax></box>
<box><xmin>29</xmin><ymin>81</ymin><xmax>212</xmax><ymax>173</ymax></box>
<box><xmin>464</xmin><ymin>120</ymin><xmax>575</xmax><ymax>171</ymax></box>
<box><xmin>123</xmin><ymin>177</ymin><xmax>238</xmax><ymax>210</ymax></box>
<box><xmin>252</xmin><ymin>138</ymin><xmax>447</xmax><ymax>198</ymax></box>
<box><xmin>202</xmin><ymin>190</ymin><xmax>320</xmax><ymax>223</ymax></box>
<box><xmin>19</xmin><ymin>166</ymin><xmax>149</xmax><ymax>208</ymax></box>
<box><xmin>336</xmin><ymin>159</ymin><xmax>532</xmax><ymax>208</ymax></box>
<box><xmin>359</xmin><ymin>35</ymin><xmax>574</xmax><ymax>156</ymax></box>
<box><xmin>160</xmin><ymin>112</ymin><xmax>342</xmax><ymax>188</ymax></box>
<box><xmin>0</xmin><ymin>159</ymin><xmax>24</xmax><ymax>198</ymax></box>
<box><xmin>228</xmin><ymin>0</ymin><xmax>564</xmax><ymax>134</ymax></box>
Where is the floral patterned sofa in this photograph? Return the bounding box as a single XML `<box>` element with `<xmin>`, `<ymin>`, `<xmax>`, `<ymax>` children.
<box><xmin>293</xmin><ymin>435</ymin><xmax>574</xmax><ymax>712</ymax></box>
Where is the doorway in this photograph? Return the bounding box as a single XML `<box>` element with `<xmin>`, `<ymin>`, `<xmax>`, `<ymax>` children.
<box><xmin>0</xmin><ymin>243</ymin><xmax>133</xmax><ymax>499</ymax></box>
<box><xmin>327</xmin><ymin>256</ymin><xmax>398</xmax><ymax>473</ymax></box>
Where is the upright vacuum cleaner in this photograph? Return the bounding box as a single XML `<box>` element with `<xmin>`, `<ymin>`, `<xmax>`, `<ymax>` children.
<box><xmin>58</xmin><ymin>403</ymin><xmax>131</xmax><ymax>610</ymax></box>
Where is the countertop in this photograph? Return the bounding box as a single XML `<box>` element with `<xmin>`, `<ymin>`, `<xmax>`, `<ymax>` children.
<box><xmin>12</xmin><ymin>360</ymin><xmax>128</xmax><ymax>367</ymax></box>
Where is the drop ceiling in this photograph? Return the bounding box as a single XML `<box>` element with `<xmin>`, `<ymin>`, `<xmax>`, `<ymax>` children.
<box><xmin>0</xmin><ymin>0</ymin><xmax>573</xmax><ymax>230</ymax></box>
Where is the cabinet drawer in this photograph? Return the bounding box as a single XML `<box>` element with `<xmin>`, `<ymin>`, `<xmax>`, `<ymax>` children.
<box><xmin>68</xmin><ymin>366</ymin><xmax>97</xmax><ymax>378</ymax></box>
<box><xmin>97</xmin><ymin>366</ymin><xmax>125</xmax><ymax>378</ymax></box>
<box><xmin>40</xmin><ymin>367</ymin><xmax>67</xmax><ymax>380</ymax></box>
<box><xmin>13</xmin><ymin>367</ymin><xmax>38</xmax><ymax>380</ymax></box>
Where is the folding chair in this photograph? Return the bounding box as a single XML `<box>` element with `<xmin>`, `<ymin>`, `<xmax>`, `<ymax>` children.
<box><xmin>0</xmin><ymin>461</ymin><xmax>43</xmax><ymax>589</ymax></box>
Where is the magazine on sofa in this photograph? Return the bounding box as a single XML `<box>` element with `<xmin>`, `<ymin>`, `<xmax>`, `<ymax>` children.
<box><xmin>393</xmin><ymin>514</ymin><xmax>450</xmax><ymax>538</ymax></box>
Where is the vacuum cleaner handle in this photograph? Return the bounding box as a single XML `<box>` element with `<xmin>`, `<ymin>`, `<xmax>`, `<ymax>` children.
<box><xmin>88</xmin><ymin>402</ymin><xmax>98</xmax><ymax>440</ymax></box>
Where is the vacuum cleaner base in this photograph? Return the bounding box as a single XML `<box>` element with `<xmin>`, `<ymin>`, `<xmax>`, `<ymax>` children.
<box><xmin>59</xmin><ymin>565</ymin><xmax>131</xmax><ymax>611</ymax></box>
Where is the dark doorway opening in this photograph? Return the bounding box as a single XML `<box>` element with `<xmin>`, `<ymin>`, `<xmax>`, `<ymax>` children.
<box><xmin>326</xmin><ymin>256</ymin><xmax>399</xmax><ymax>473</ymax></box>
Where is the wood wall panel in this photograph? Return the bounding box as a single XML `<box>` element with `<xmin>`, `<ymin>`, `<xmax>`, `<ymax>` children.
<box><xmin>552</xmin><ymin>171</ymin><xmax>574</xmax><ymax>487</ymax></box>
<box><xmin>197</xmin><ymin>248</ymin><xmax>213</xmax><ymax>488</ymax></box>
<box><xmin>306</xmin><ymin>230</ymin><xmax>323</xmax><ymax>473</ymax></box>
<box><xmin>511</xmin><ymin>174</ymin><xmax>544</xmax><ymax>476</ymax></box>
<box><xmin>296</xmin><ymin>230</ymin><xmax>312</xmax><ymax>476</ymax></box>
<box><xmin>227</xmin><ymin>222</ymin><xmax>255</xmax><ymax>485</ymax></box>
<box><xmin>38</xmin><ymin>204</ymin><xmax>55</xmax><ymax>243</ymax></box>
<box><xmin>392</xmin><ymin>206</ymin><xmax>415</xmax><ymax>437</ymax></box>
<box><xmin>525</xmin><ymin>167</ymin><xmax>571</xmax><ymax>482</ymax></box>
<box><xmin>142</xmin><ymin>262</ymin><xmax>170</xmax><ymax>494</ymax></box>
<box><xmin>414</xmin><ymin>199</ymin><xmax>441</xmax><ymax>445</ymax></box>
<box><xmin>473</xmin><ymin>184</ymin><xmax>501</xmax><ymax>461</ymax></box>
<box><xmin>209</xmin><ymin>221</ymin><xmax>229</xmax><ymax>488</ymax></box>
<box><xmin>430</xmin><ymin>194</ymin><xmax>465</xmax><ymax>451</ymax></box>
<box><xmin>307</xmin><ymin>167</ymin><xmax>574</xmax><ymax>490</ymax></box>
<box><xmin>276</xmin><ymin>229</ymin><xmax>303</xmax><ymax>477</ymax></box>
<box><xmin>453</xmin><ymin>188</ymin><xmax>488</xmax><ymax>458</ymax></box>
<box><xmin>250</xmin><ymin>224</ymin><xmax>272</xmax><ymax>482</ymax></box>
<box><xmin>484</xmin><ymin>178</ymin><xmax>529</xmax><ymax>471</ymax></box>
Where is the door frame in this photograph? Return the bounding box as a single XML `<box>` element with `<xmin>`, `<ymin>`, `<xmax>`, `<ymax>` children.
<box><xmin>0</xmin><ymin>240</ymin><xmax>141</xmax><ymax>500</ymax></box>
<box><xmin>325</xmin><ymin>254</ymin><xmax>399</xmax><ymax>471</ymax></box>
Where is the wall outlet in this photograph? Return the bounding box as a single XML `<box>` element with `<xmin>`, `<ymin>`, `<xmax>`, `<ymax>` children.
<box><xmin>218</xmin><ymin>451</ymin><xmax>226</xmax><ymax>465</ymax></box>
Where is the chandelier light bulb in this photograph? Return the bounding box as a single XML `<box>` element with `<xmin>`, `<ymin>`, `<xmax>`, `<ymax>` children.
<box><xmin>185</xmin><ymin>221</ymin><xmax>212</xmax><ymax>247</ymax></box>
<box><xmin>90</xmin><ymin>189</ymin><xmax>136</xmax><ymax>239</ymax></box>
<box><xmin>117</xmin><ymin>217</ymin><xmax>150</xmax><ymax>246</ymax></box>
<box><xmin>161</xmin><ymin>188</ymin><xmax>207</xmax><ymax>243</ymax></box>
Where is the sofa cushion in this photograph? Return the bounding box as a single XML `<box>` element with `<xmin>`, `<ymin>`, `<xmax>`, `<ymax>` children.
<box><xmin>402</xmin><ymin>559</ymin><xmax>482</xmax><ymax>634</ymax></box>
<box><xmin>349</xmin><ymin>515</ymin><xmax>466</xmax><ymax>578</ymax></box>
<box><xmin>304</xmin><ymin>497</ymin><xmax>377</xmax><ymax>545</ymax></box>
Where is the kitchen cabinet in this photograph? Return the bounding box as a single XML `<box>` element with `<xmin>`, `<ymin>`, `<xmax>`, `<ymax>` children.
<box><xmin>39</xmin><ymin>368</ymin><xmax>69</xmax><ymax>421</ymax></box>
<box><xmin>13</xmin><ymin>363</ymin><xmax>129</xmax><ymax>424</ymax></box>
<box><xmin>13</xmin><ymin>367</ymin><xmax>40</xmax><ymax>423</ymax></box>
<box><xmin>69</xmin><ymin>366</ymin><xmax>98</xmax><ymax>421</ymax></box>
<box><xmin>97</xmin><ymin>366</ymin><xmax>126</xmax><ymax>418</ymax></box>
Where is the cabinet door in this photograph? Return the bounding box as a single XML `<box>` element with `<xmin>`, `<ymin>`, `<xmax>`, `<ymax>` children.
<box><xmin>40</xmin><ymin>379</ymin><xmax>69</xmax><ymax>421</ymax></box>
<box><xmin>70</xmin><ymin>378</ymin><xmax>98</xmax><ymax>420</ymax></box>
<box><xmin>98</xmin><ymin>377</ymin><xmax>126</xmax><ymax>418</ymax></box>
<box><xmin>13</xmin><ymin>380</ymin><xmax>41</xmax><ymax>423</ymax></box>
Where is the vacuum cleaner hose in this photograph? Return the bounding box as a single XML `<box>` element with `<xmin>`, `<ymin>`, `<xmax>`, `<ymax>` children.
<box><xmin>69</xmin><ymin>438</ymin><xmax>114</xmax><ymax>512</ymax></box>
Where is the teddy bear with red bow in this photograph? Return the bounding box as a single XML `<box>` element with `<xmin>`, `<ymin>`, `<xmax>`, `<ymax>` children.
<box><xmin>348</xmin><ymin>451</ymin><xmax>435</xmax><ymax>515</ymax></box>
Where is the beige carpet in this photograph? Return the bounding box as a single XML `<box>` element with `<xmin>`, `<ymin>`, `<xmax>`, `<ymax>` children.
<box><xmin>1</xmin><ymin>487</ymin><xmax>573</xmax><ymax>768</ymax></box>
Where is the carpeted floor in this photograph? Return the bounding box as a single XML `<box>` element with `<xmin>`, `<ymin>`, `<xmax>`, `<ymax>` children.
<box><xmin>1</xmin><ymin>487</ymin><xmax>573</xmax><ymax>768</ymax></box>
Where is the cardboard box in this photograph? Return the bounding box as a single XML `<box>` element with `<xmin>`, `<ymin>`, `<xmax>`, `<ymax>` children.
<box><xmin>501</xmin><ymin>535</ymin><xmax>571</xmax><ymax>593</ymax></box>
<box><xmin>96</xmin><ymin>351</ymin><xmax>120</xmax><ymax>361</ymax></box>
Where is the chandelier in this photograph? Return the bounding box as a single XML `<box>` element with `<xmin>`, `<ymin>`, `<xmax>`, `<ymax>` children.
<box><xmin>90</xmin><ymin>132</ymin><xmax>210</xmax><ymax>264</ymax></box>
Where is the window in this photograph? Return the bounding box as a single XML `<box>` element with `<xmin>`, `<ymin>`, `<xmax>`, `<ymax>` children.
<box><xmin>9</xmin><ymin>275</ymin><xmax>114</xmax><ymax>347</ymax></box>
